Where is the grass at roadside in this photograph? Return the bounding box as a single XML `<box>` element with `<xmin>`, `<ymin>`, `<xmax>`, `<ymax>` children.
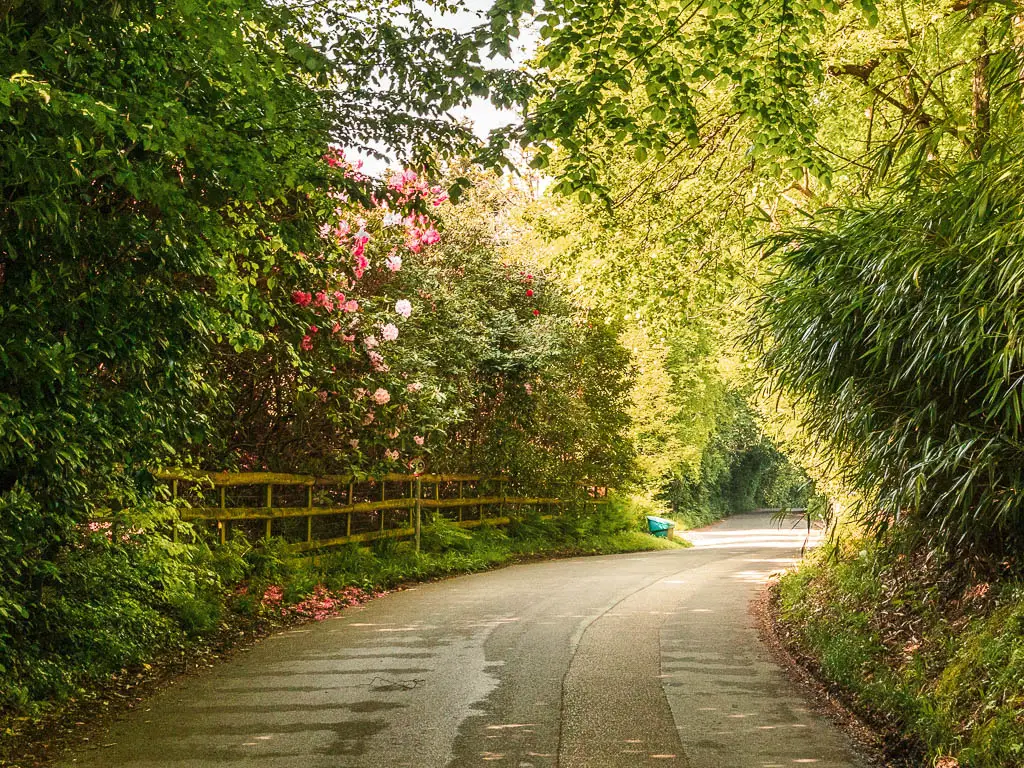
<box><xmin>775</xmin><ymin>537</ymin><xmax>1024</xmax><ymax>768</ymax></box>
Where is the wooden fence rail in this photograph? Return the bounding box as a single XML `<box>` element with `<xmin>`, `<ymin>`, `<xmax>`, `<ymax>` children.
<box><xmin>156</xmin><ymin>470</ymin><xmax>610</xmax><ymax>554</ymax></box>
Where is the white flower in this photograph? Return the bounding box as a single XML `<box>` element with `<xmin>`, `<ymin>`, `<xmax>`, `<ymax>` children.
<box><xmin>363</xmin><ymin>335</ymin><xmax>378</xmax><ymax>349</ymax></box>
<box><xmin>386</xmin><ymin>254</ymin><xmax>403</xmax><ymax>272</ymax></box>
<box><xmin>381</xmin><ymin>323</ymin><xmax>399</xmax><ymax>342</ymax></box>
<box><xmin>395</xmin><ymin>299</ymin><xmax>412</xmax><ymax>318</ymax></box>
<box><xmin>382</xmin><ymin>211</ymin><xmax>403</xmax><ymax>227</ymax></box>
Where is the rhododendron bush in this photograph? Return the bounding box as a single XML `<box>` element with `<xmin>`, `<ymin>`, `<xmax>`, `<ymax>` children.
<box><xmin>206</xmin><ymin>154</ymin><xmax>457</xmax><ymax>474</ymax></box>
<box><xmin>205</xmin><ymin>163</ymin><xmax>634</xmax><ymax>489</ymax></box>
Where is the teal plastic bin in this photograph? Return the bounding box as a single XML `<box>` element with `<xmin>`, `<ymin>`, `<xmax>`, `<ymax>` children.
<box><xmin>645</xmin><ymin>516</ymin><xmax>675</xmax><ymax>538</ymax></box>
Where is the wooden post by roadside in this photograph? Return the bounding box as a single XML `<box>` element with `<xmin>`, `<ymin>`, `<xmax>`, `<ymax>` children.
<box><xmin>171</xmin><ymin>479</ymin><xmax>179</xmax><ymax>543</ymax></box>
<box><xmin>306</xmin><ymin>485</ymin><xmax>313</xmax><ymax>543</ymax></box>
<box><xmin>219</xmin><ymin>485</ymin><xmax>227</xmax><ymax>544</ymax></box>
<box><xmin>414</xmin><ymin>476</ymin><xmax>422</xmax><ymax>553</ymax></box>
<box><xmin>265</xmin><ymin>483</ymin><xmax>273</xmax><ymax>540</ymax></box>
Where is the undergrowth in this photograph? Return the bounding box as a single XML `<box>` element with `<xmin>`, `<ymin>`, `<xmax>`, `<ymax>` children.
<box><xmin>776</xmin><ymin>537</ymin><xmax>1024</xmax><ymax>767</ymax></box>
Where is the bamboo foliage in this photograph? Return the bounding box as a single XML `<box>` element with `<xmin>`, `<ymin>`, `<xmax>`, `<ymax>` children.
<box><xmin>751</xmin><ymin>151</ymin><xmax>1024</xmax><ymax>556</ymax></box>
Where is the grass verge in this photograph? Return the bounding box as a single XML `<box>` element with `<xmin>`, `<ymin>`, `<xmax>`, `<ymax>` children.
<box><xmin>775</xmin><ymin>536</ymin><xmax>1024</xmax><ymax>768</ymax></box>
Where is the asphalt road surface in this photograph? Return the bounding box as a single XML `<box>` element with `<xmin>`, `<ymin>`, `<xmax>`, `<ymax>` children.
<box><xmin>61</xmin><ymin>513</ymin><xmax>866</xmax><ymax>768</ymax></box>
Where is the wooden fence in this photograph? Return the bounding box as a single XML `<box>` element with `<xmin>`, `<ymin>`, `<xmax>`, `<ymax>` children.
<box><xmin>156</xmin><ymin>471</ymin><xmax>610</xmax><ymax>553</ymax></box>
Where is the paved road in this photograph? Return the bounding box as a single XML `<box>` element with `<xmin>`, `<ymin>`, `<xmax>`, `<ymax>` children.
<box><xmin>62</xmin><ymin>513</ymin><xmax>865</xmax><ymax>768</ymax></box>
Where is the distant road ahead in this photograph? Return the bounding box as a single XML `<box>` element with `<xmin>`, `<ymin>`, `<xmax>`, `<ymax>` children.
<box><xmin>62</xmin><ymin>513</ymin><xmax>864</xmax><ymax>768</ymax></box>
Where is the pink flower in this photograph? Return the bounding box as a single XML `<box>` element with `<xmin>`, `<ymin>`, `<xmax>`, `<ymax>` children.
<box><xmin>318</xmin><ymin>390</ymin><xmax>329</xmax><ymax>402</ymax></box>
<box><xmin>421</xmin><ymin>227</ymin><xmax>440</xmax><ymax>246</ymax></box>
<box><xmin>524</xmin><ymin>383</ymin><xmax>533</xmax><ymax>395</ymax></box>
<box><xmin>344</xmin><ymin>300</ymin><xmax>359</xmax><ymax>313</ymax></box>
<box><xmin>364</xmin><ymin>335</ymin><xmax>378</xmax><ymax>349</ymax></box>
<box><xmin>388</xmin><ymin>428</ymin><xmax>400</xmax><ymax>439</ymax></box>
<box><xmin>314</xmin><ymin>291</ymin><xmax>334</xmax><ymax>311</ymax></box>
<box><xmin>369</xmin><ymin>351</ymin><xmax>388</xmax><ymax>372</ymax></box>
<box><xmin>395</xmin><ymin>299</ymin><xmax>412</xmax><ymax>318</ymax></box>
<box><xmin>385</xmin><ymin>448</ymin><xmax>400</xmax><ymax>461</ymax></box>
<box><xmin>372</xmin><ymin>387</ymin><xmax>391</xmax><ymax>405</ymax></box>
<box><xmin>354</xmin><ymin>253</ymin><xmax>368</xmax><ymax>279</ymax></box>
<box><xmin>292</xmin><ymin>290</ymin><xmax>312</xmax><ymax>307</ymax></box>
<box><xmin>526</xmin><ymin>288</ymin><xmax>534</xmax><ymax>297</ymax></box>
<box><xmin>380</xmin><ymin>323</ymin><xmax>399</xmax><ymax>342</ymax></box>
<box><xmin>388</xmin><ymin>169</ymin><xmax>418</xmax><ymax>190</ymax></box>
<box><xmin>342</xmin><ymin>333</ymin><xmax>356</xmax><ymax>343</ymax></box>
<box><xmin>407</xmin><ymin>382</ymin><xmax>423</xmax><ymax>393</ymax></box>
<box><xmin>301</xmin><ymin>335</ymin><xmax>313</xmax><ymax>351</ymax></box>
<box><xmin>532</xmin><ymin>309</ymin><xmax>540</xmax><ymax>316</ymax></box>
<box><xmin>363</xmin><ymin>409</ymin><xmax>375</xmax><ymax>425</ymax></box>
<box><xmin>309</xmin><ymin>324</ymin><xmax>319</xmax><ymax>334</ymax></box>
<box><xmin>354</xmin><ymin>388</ymin><xmax>367</xmax><ymax>399</ymax></box>
<box><xmin>349</xmin><ymin>439</ymin><xmax>359</xmax><ymax>449</ymax></box>
<box><xmin>331</xmin><ymin>321</ymin><xmax>341</xmax><ymax>333</ymax></box>
<box><xmin>333</xmin><ymin>290</ymin><xmax>346</xmax><ymax>305</ymax></box>
<box><xmin>386</xmin><ymin>254</ymin><xmax>403</xmax><ymax>272</ymax></box>
<box><xmin>430</xmin><ymin>186</ymin><xmax>449</xmax><ymax>206</ymax></box>
<box><xmin>414</xmin><ymin>435</ymin><xmax>425</xmax><ymax>446</ymax></box>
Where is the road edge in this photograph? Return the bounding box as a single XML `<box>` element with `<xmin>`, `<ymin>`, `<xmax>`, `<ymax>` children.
<box><xmin>751</xmin><ymin>579</ymin><xmax>892</xmax><ymax>767</ymax></box>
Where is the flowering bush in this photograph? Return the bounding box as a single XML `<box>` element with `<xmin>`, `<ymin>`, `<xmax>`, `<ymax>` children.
<box><xmin>201</xmin><ymin>153</ymin><xmax>457</xmax><ymax>474</ymax></box>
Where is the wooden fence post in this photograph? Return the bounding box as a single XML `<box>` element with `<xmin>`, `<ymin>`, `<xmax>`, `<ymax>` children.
<box><xmin>170</xmin><ymin>480</ymin><xmax>179</xmax><ymax>543</ymax></box>
<box><xmin>415</xmin><ymin>476</ymin><xmax>422</xmax><ymax>553</ymax></box>
<box><xmin>219</xmin><ymin>484</ymin><xmax>228</xmax><ymax>544</ymax></box>
<box><xmin>265</xmin><ymin>484</ymin><xmax>273</xmax><ymax>540</ymax></box>
<box><xmin>347</xmin><ymin>481</ymin><xmax>354</xmax><ymax>537</ymax></box>
<box><xmin>306</xmin><ymin>485</ymin><xmax>313</xmax><ymax>543</ymax></box>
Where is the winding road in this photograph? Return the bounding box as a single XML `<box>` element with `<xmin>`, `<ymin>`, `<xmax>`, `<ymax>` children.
<box><xmin>62</xmin><ymin>513</ymin><xmax>865</xmax><ymax>767</ymax></box>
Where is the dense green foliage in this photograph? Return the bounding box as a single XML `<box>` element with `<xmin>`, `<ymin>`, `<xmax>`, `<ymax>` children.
<box><xmin>779</xmin><ymin>538</ymin><xmax>1024</xmax><ymax>767</ymax></box>
<box><xmin>502</xmin><ymin>0</ymin><xmax>1024</xmax><ymax>554</ymax></box>
<box><xmin>0</xmin><ymin>0</ymin><xmax>632</xmax><ymax>715</ymax></box>
<box><xmin>489</xmin><ymin>0</ymin><xmax>880</xmax><ymax>197</ymax></box>
<box><xmin>660</xmin><ymin>393</ymin><xmax>811</xmax><ymax>527</ymax></box>
<box><xmin>753</xmin><ymin>154</ymin><xmax>1024</xmax><ymax>557</ymax></box>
